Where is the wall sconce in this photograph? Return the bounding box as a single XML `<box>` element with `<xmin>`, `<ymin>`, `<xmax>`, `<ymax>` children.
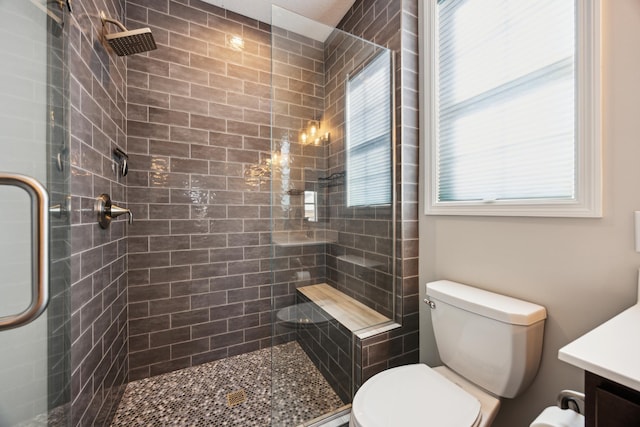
<box><xmin>300</xmin><ymin>120</ymin><xmax>330</xmax><ymax>146</ymax></box>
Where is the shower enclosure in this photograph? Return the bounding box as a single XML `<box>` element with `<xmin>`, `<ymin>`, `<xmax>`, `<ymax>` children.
<box><xmin>0</xmin><ymin>1</ymin><xmax>413</xmax><ymax>425</ymax></box>
<box><xmin>270</xmin><ymin>7</ymin><xmax>397</xmax><ymax>425</ymax></box>
<box><xmin>0</xmin><ymin>0</ymin><xmax>71</xmax><ymax>426</ymax></box>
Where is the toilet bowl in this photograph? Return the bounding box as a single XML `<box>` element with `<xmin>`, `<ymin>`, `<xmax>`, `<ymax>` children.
<box><xmin>349</xmin><ymin>280</ymin><xmax>547</xmax><ymax>427</ymax></box>
<box><xmin>350</xmin><ymin>364</ymin><xmax>500</xmax><ymax>427</ymax></box>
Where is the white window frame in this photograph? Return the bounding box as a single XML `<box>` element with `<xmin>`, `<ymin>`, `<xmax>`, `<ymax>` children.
<box><xmin>421</xmin><ymin>0</ymin><xmax>602</xmax><ymax>217</ymax></box>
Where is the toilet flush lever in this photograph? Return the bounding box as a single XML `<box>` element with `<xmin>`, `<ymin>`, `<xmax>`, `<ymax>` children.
<box><xmin>423</xmin><ymin>298</ymin><xmax>436</xmax><ymax>309</ymax></box>
<box><xmin>95</xmin><ymin>193</ymin><xmax>133</xmax><ymax>228</ymax></box>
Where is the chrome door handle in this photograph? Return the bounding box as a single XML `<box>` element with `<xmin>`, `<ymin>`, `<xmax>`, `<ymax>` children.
<box><xmin>0</xmin><ymin>173</ymin><xmax>50</xmax><ymax>331</ymax></box>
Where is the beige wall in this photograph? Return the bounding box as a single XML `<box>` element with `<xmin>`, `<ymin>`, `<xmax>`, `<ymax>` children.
<box><xmin>419</xmin><ymin>1</ymin><xmax>640</xmax><ymax>426</ymax></box>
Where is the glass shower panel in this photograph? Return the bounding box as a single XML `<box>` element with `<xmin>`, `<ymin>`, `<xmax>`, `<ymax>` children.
<box><xmin>271</xmin><ymin>6</ymin><xmax>395</xmax><ymax>426</ymax></box>
<box><xmin>0</xmin><ymin>0</ymin><xmax>71</xmax><ymax>425</ymax></box>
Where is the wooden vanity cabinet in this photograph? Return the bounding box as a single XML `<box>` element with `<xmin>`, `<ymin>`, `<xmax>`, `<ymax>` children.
<box><xmin>585</xmin><ymin>371</ymin><xmax>640</xmax><ymax>427</ymax></box>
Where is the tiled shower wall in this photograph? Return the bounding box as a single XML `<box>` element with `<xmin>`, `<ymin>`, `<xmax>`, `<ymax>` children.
<box><xmin>124</xmin><ymin>0</ymin><xmax>321</xmax><ymax>379</ymax></box>
<box><xmin>338</xmin><ymin>0</ymin><xmax>421</xmax><ymax>383</ymax></box>
<box><xmin>68</xmin><ymin>0</ymin><xmax>129</xmax><ymax>425</ymax></box>
<box><xmin>296</xmin><ymin>292</ymin><xmax>353</xmax><ymax>403</ymax></box>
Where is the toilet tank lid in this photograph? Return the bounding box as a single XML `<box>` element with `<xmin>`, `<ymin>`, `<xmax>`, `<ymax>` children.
<box><xmin>426</xmin><ymin>280</ymin><xmax>547</xmax><ymax>326</ymax></box>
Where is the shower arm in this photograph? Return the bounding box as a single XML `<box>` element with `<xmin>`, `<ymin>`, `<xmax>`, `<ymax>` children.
<box><xmin>100</xmin><ymin>11</ymin><xmax>128</xmax><ymax>32</ymax></box>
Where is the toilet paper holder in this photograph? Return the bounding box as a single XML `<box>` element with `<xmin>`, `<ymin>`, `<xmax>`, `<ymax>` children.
<box><xmin>557</xmin><ymin>389</ymin><xmax>585</xmax><ymax>414</ymax></box>
<box><xmin>530</xmin><ymin>390</ymin><xmax>586</xmax><ymax>427</ymax></box>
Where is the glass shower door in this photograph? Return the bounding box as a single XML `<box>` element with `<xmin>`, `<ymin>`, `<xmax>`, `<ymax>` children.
<box><xmin>0</xmin><ymin>0</ymin><xmax>70</xmax><ymax>425</ymax></box>
<box><xmin>270</xmin><ymin>6</ymin><xmax>396</xmax><ymax>426</ymax></box>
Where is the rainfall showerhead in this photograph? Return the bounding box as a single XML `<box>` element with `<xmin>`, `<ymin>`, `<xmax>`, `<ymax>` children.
<box><xmin>100</xmin><ymin>11</ymin><xmax>157</xmax><ymax>56</ymax></box>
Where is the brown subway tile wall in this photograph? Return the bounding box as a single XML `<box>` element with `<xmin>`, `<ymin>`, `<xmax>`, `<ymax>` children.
<box><xmin>296</xmin><ymin>292</ymin><xmax>353</xmax><ymax>403</ymax></box>
<box><xmin>124</xmin><ymin>0</ymin><xmax>320</xmax><ymax>379</ymax></box>
<box><xmin>68</xmin><ymin>0</ymin><xmax>129</xmax><ymax>426</ymax></box>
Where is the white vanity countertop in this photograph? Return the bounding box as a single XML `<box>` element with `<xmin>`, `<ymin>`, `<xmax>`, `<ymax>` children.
<box><xmin>559</xmin><ymin>303</ymin><xmax>640</xmax><ymax>392</ymax></box>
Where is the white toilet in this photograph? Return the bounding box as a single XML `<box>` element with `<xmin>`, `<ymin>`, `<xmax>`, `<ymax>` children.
<box><xmin>350</xmin><ymin>280</ymin><xmax>547</xmax><ymax>427</ymax></box>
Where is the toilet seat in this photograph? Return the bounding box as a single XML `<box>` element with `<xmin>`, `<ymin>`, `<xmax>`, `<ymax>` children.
<box><xmin>350</xmin><ymin>364</ymin><xmax>483</xmax><ymax>427</ymax></box>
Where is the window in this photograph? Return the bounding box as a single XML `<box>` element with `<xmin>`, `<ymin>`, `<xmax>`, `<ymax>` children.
<box><xmin>423</xmin><ymin>0</ymin><xmax>601</xmax><ymax>217</ymax></box>
<box><xmin>346</xmin><ymin>50</ymin><xmax>393</xmax><ymax>207</ymax></box>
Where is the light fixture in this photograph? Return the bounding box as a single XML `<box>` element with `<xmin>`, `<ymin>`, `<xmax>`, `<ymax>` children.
<box><xmin>299</xmin><ymin>120</ymin><xmax>330</xmax><ymax>146</ymax></box>
<box><xmin>227</xmin><ymin>35</ymin><xmax>245</xmax><ymax>51</ymax></box>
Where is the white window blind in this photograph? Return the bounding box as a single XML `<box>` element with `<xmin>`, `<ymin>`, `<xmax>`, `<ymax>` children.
<box><xmin>424</xmin><ymin>0</ymin><xmax>601</xmax><ymax>217</ymax></box>
<box><xmin>437</xmin><ymin>0</ymin><xmax>575</xmax><ymax>203</ymax></box>
<box><xmin>346</xmin><ymin>51</ymin><xmax>392</xmax><ymax>207</ymax></box>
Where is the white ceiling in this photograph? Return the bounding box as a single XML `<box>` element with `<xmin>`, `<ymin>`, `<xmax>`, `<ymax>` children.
<box><xmin>202</xmin><ymin>0</ymin><xmax>357</xmax><ymax>39</ymax></box>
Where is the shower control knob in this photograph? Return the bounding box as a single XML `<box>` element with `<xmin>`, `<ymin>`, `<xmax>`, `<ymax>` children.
<box><xmin>95</xmin><ymin>194</ymin><xmax>133</xmax><ymax>228</ymax></box>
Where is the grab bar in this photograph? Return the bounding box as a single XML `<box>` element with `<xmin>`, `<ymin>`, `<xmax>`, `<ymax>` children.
<box><xmin>0</xmin><ymin>173</ymin><xmax>50</xmax><ymax>331</ymax></box>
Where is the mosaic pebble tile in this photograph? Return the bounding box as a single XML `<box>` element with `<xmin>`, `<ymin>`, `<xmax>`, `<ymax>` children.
<box><xmin>111</xmin><ymin>342</ymin><xmax>344</xmax><ymax>427</ymax></box>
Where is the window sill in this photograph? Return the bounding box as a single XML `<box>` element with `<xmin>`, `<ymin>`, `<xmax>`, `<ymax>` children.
<box><xmin>425</xmin><ymin>200</ymin><xmax>602</xmax><ymax>218</ymax></box>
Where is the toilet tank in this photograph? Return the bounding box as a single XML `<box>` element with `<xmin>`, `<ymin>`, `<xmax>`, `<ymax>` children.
<box><xmin>426</xmin><ymin>280</ymin><xmax>547</xmax><ymax>399</ymax></box>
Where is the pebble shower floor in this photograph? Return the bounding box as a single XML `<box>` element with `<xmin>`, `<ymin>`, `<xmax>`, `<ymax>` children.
<box><xmin>111</xmin><ymin>341</ymin><xmax>344</xmax><ymax>426</ymax></box>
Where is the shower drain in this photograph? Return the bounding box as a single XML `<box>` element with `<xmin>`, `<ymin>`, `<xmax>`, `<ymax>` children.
<box><xmin>226</xmin><ymin>389</ymin><xmax>247</xmax><ymax>407</ymax></box>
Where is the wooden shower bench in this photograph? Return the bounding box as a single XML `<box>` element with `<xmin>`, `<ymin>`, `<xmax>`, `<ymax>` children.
<box><xmin>297</xmin><ymin>283</ymin><xmax>396</xmax><ymax>338</ymax></box>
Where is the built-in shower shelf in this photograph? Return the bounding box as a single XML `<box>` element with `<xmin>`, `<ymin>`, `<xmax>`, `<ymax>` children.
<box><xmin>272</xmin><ymin>232</ymin><xmax>335</xmax><ymax>247</ymax></box>
<box><xmin>336</xmin><ymin>255</ymin><xmax>384</xmax><ymax>269</ymax></box>
<box><xmin>297</xmin><ymin>284</ymin><xmax>393</xmax><ymax>338</ymax></box>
